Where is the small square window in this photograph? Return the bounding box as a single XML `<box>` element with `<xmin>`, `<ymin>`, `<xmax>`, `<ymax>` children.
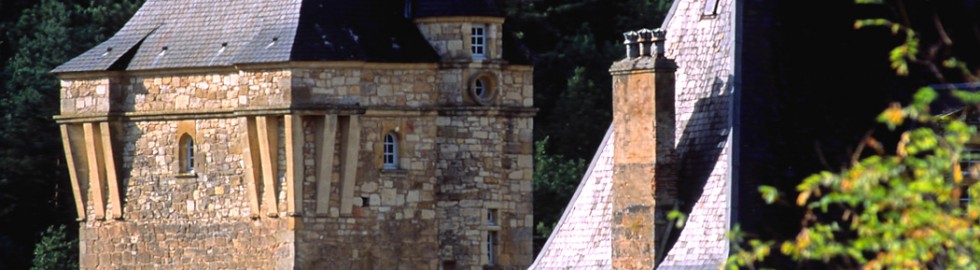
<box><xmin>471</xmin><ymin>26</ymin><xmax>486</xmax><ymax>60</ymax></box>
<box><xmin>487</xmin><ymin>209</ymin><xmax>498</xmax><ymax>227</ymax></box>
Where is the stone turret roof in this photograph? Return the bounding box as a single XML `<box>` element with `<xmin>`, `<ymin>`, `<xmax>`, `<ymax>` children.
<box><xmin>55</xmin><ymin>0</ymin><xmax>506</xmax><ymax>73</ymax></box>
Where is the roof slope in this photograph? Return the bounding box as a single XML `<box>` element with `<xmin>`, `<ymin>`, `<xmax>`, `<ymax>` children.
<box><xmin>529</xmin><ymin>129</ymin><xmax>614</xmax><ymax>269</ymax></box>
<box><xmin>53</xmin><ymin>0</ymin><xmax>447</xmax><ymax>73</ymax></box>
<box><xmin>531</xmin><ymin>0</ymin><xmax>735</xmax><ymax>268</ymax></box>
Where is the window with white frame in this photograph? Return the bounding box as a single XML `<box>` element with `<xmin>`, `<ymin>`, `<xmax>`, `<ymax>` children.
<box><xmin>486</xmin><ymin>208</ymin><xmax>500</xmax><ymax>266</ymax></box>
<box><xmin>383</xmin><ymin>132</ymin><xmax>398</xmax><ymax>170</ymax></box>
<box><xmin>487</xmin><ymin>231</ymin><xmax>498</xmax><ymax>266</ymax></box>
<box><xmin>471</xmin><ymin>25</ymin><xmax>486</xmax><ymax>59</ymax></box>
<box><xmin>179</xmin><ymin>134</ymin><xmax>195</xmax><ymax>174</ymax></box>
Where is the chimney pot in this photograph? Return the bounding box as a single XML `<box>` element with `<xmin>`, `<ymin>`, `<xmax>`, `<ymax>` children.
<box><xmin>623</xmin><ymin>31</ymin><xmax>640</xmax><ymax>59</ymax></box>
<box><xmin>637</xmin><ymin>29</ymin><xmax>653</xmax><ymax>57</ymax></box>
<box><xmin>651</xmin><ymin>28</ymin><xmax>667</xmax><ymax>58</ymax></box>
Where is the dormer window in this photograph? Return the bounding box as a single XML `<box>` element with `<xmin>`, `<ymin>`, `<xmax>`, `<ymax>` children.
<box><xmin>471</xmin><ymin>25</ymin><xmax>486</xmax><ymax>60</ymax></box>
<box><xmin>179</xmin><ymin>134</ymin><xmax>195</xmax><ymax>174</ymax></box>
<box><xmin>383</xmin><ymin>132</ymin><xmax>398</xmax><ymax>170</ymax></box>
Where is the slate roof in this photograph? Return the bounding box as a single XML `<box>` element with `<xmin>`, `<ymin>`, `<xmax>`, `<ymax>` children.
<box><xmin>412</xmin><ymin>0</ymin><xmax>502</xmax><ymax>18</ymax></box>
<box><xmin>531</xmin><ymin>0</ymin><xmax>735</xmax><ymax>268</ymax></box>
<box><xmin>529</xmin><ymin>129</ymin><xmax>614</xmax><ymax>269</ymax></box>
<box><xmin>53</xmin><ymin>0</ymin><xmax>511</xmax><ymax>73</ymax></box>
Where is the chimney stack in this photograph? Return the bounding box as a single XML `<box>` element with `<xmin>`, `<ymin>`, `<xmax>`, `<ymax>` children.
<box><xmin>608</xmin><ymin>28</ymin><xmax>676</xmax><ymax>269</ymax></box>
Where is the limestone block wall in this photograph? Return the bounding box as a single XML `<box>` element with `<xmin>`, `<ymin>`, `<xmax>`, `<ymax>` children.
<box><xmin>75</xmin><ymin>118</ymin><xmax>291</xmax><ymax>269</ymax></box>
<box><xmin>499</xmin><ymin>67</ymin><xmax>533</xmax><ymax>107</ymax></box>
<box><xmin>109</xmin><ymin>69</ymin><xmax>292</xmax><ymax>113</ymax></box>
<box><xmin>290</xmin><ymin>66</ymin><xmax>440</xmax><ymax>107</ymax></box>
<box><xmin>435</xmin><ymin>113</ymin><xmax>534</xmax><ymax>270</ymax></box>
<box><xmin>414</xmin><ymin>17</ymin><xmax>505</xmax><ymax>61</ymax></box>
<box><xmin>295</xmin><ymin>115</ymin><xmax>442</xmax><ymax>269</ymax></box>
<box><xmin>57</xmin><ymin>59</ymin><xmax>534</xmax><ymax>269</ymax></box>
<box><xmin>60</xmin><ymin>78</ymin><xmax>115</xmax><ymax>114</ymax></box>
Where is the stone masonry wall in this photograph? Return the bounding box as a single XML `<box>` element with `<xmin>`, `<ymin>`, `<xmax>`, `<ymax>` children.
<box><xmin>294</xmin><ymin>115</ymin><xmax>442</xmax><ymax>269</ymax></box>
<box><xmin>435</xmin><ymin>113</ymin><xmax>533</xmax><ymax>270</ymax></box>
<box><xmin>415</xmin><ymin>19</ymin><xmax>504</xmax><ymax>61</ymax></box>
<box><xmin>75</xmin><ymin>117</ymin><xmax>293</xmax><ymax>269</ymax></box>
<box><xmin>60</xmin><ymin>57</ymin><xmax>533</xmax><ymax>269</ymax></box>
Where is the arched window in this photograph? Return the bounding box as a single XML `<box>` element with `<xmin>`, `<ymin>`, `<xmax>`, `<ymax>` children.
<box><xmin>383</xmin><ymin>132</ymin><xmax>398</xmax><ymax>170</ymax></box>
<box><xmin>179</xmin><ymin>134</ymin><xmax>195</xmax><ymax>174</ymax></box>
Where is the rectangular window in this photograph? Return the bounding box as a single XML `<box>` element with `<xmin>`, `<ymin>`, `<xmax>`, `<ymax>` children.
<box><xmin>703</xmin><ymin>0</ymin><xmax>720</xmax><ymax>16</ymax></box>
<box><xmin>485</xmin><ymin>208</ymin><xmax>500</xmax><ymax>266</ymax></box>
<box><xmin>487</xmin><ymin>231</ymin><xmax>498</xmax><ymax>265</ymax></box>
<box><xmin>487</xmin><ymin>209</ymin><xmax>498</xmax><ymax>226</ymax></box>
<box><xmin>471</xmin><ymin>26</ymin><xmax>486</xmax><ymax>59</ymax></box>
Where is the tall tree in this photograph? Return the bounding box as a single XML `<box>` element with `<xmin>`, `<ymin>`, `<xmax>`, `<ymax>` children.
<box><xmin>0</xmin><ymin>0</ymin><xmax>141</xmax><ymax>268</ymax></box>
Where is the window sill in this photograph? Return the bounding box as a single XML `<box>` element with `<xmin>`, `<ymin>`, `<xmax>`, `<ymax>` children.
<box><xmin>176</xmin><ymin>172</ymin><xmax>198</xmax><ymax>178</ymax></box>
<box><xmin>380</xmin><ymin>168</ymin><xmax>408</xmax><ymax>175</ymax></box>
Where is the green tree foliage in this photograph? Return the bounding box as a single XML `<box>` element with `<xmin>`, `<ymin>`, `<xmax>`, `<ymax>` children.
<box><xmin>30</xmin><ymin>224</ymin><xmax>78</xmax><ymax>270</ymax></box>
<box><xmin>532</xmin><ymin>138</ymin><xmax>587</xmax><ymax>238</ymax></box>
<box><xmin>0</xmin><ymin>0</ymin><xmax>141</xmax><ymax>268</ymax></box>
<box><xmin>502</xmin><ymin>0</ymin><xmax>672</xmax><ymax>248</ymax></box>
<box><xmin>721</xmin><ymin>0</ymin><xmax>980</xmax><ymax>268</ymax></box>
<box><xmin>503</xmin><ymin>0</ymin><xmax>673</xmax><ymax>160</ymax></box>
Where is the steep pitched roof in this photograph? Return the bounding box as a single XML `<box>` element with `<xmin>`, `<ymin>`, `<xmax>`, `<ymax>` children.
<box><xmin>531</xmin><ymin>0</ymin><xmax>735</xmax><ymax>268</ymax></box>
<box><xmin>53</xmin><ymin>0</ymin><xmax>442</xmax><ymax>73</ymax></box>
<box><xmin>411</xmin><ymin>0</ymin><xmax>502</xmax><ymax>18</ymax></box>
<box><xmin>530</xmin><ymin>129</ymin><xmax>614</xmax><ymax>269</ymax></box>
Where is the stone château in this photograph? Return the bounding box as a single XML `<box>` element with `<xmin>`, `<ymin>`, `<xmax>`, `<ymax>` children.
<box><xmin>53</xmin><ymin>0</ymin><xmax>534</xmax><ymax>269</ymax></box>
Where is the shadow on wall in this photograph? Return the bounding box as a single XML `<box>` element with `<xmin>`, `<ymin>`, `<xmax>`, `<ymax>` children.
<box><xmin>657</xmin><ymin>75</ymin><xmax>731</xmax><ymax>259</ymax></box>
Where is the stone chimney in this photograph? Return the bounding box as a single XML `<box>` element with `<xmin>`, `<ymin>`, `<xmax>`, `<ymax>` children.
<box><xmin>608</xmin><ymin>28</ymin><xmax>676</xmax><ymax>269</ymax></box>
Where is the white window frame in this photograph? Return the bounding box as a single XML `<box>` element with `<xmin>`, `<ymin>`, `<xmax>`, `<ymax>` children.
<box><xmin>383</xmin><ymin>132</ymin><xmax>398</xmax><ymax>170</ymax></box>
<box><xmin>180</xmin><ymin>134</ymin><xmax>195</xmax><ymax>174</ymax></box>
<box><xmin>485</xmin><ymin>208</ymin><xmax>500</xmax><ymax>266</ymax></box>
<box><xmin>471</xmin><ymin>25</ymin><xmax>486</xmax><ymax>60</ymax></box>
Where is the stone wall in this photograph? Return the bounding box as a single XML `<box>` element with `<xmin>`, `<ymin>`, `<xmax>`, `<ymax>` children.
<box><xmin>57</xmin><ymin>58</ymin><xmax>534</xmax><ymax>269</ymax></box>
<box><xmin>414</xmin><ymin>17</ymin><xmax>505</xmax><ymax>61</ymax></box>
<box><xmin>435</xmin><ymin>113</ymin><xmax>534</xmax><ymax>270</ymax></box>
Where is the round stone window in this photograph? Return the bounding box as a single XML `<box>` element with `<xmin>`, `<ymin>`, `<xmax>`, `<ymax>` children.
<box><xmin>468</xmin><ymin>73</ymin><xmax>497</xmax><ymax>106</ymax></box>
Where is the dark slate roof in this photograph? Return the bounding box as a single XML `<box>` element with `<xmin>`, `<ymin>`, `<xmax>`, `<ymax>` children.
<box><xmin>53</xmin><ymin>0</ymin><xmax>445</xmax><ymax>73</ymax></box>
<box><xmin>412</xmin><ymin>0</ymin><xmax>502</xmax><ymax>18</ymax></box>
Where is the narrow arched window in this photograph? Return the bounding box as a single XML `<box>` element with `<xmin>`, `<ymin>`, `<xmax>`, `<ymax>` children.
<box><xmin>179</xmin><ymin>134</ymin><xmax>195</xmax><ymax>173</ymax></box>
<box><xmin>383</xmin><ymin>132</ymin><xmax>398</xmax><ymax>170</ymax></box>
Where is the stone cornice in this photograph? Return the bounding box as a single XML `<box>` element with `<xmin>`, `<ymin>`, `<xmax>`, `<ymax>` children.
<box><xmin>54</xmin><ymin>106</ymin><xmax>536</xmax><ymax>123</ymax></box>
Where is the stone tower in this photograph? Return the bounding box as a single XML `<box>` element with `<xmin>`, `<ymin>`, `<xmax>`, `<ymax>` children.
<box><xmin>53</xmin><ymin>0</ymin><xmax>534</xmax><ymax>269</ymax></box>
